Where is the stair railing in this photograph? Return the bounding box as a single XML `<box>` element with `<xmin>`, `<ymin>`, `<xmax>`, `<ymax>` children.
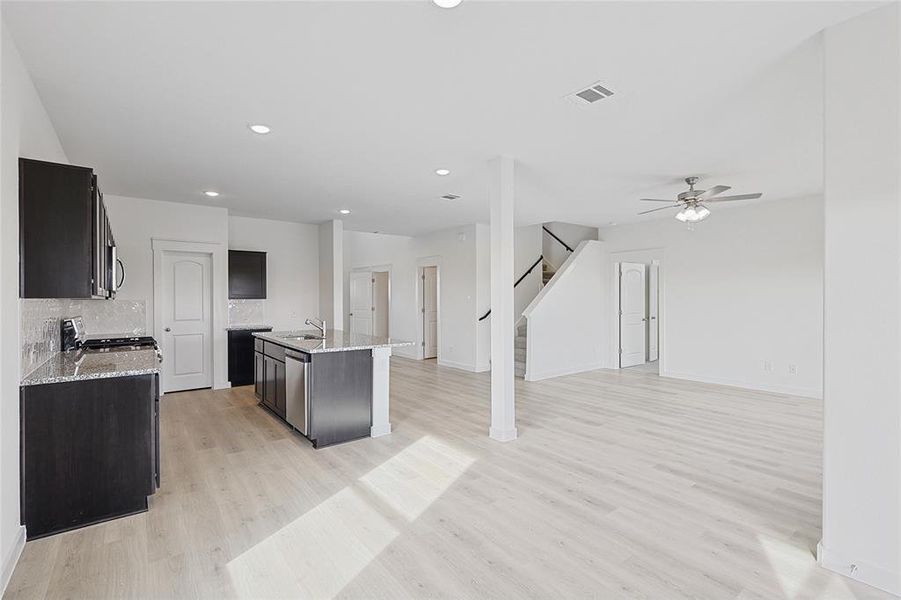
<box><xmin>478</xmin><ymin>226</ymin><xmax>575</xmax><ymax>321</ymax></box>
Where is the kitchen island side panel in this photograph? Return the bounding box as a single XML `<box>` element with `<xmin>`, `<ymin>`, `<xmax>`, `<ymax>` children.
<box><xmin>309</xmin><ymin>350</ymin><xmax>372</xmax><ymax>448</ymax></box>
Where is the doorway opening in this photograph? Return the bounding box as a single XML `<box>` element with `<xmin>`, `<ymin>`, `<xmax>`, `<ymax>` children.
<box><xmin>419</xmin><ymin>265</ymin><xmax>439</xmax><ymax>360</ymax></box>
<box><xmin>615</xmin><ymin>258</ymin><xmax>661</xmax><ymax>375</ymax></box>
<box><xmin>349</xmin><ymin>267</ymin><xmax>390</xmax><ymax>338</ymax></box>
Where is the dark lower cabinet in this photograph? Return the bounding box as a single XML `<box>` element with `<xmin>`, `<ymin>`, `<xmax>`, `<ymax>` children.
<box><xmin>262</xmin><ymin>354</ymin><xmax>286</xmax><ymax>418</ymax></box>
<box><xmin>20</xmin><ymin>374</ymin><xmax>159</xmax><ymax>540</ymax></box>
<box><xmin>254</xmin><ymin>351</ymin><xmax>264</xmax><ymax>399</ymax></box>
<box><xmin>228</xmin><ymin>328</ymin><xmax>271</xmax><ymax>386</ymax></box>
<box><xmin>308</xmin><ymin>350</ymin><xmax>372</xmax><ymax>448</ymax></box>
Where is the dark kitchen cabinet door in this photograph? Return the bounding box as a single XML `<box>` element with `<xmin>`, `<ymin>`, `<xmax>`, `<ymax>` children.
<box><xmin>19</xmin><ymin>159</ymin><xmax>94</xmax><ymax>298</ymax></box>
<box><xmin>228</xmin><ymin>329</ymin><xmax>270</xmax><ymax>386</ymax></box>
<box><xmin>254</xmin><ymin>352</ymin><xmax>264</xmax><ymax>400</ymax></box>
<box><xmin>262</xmin><ymin>355</ymin><xmax>286</xmax><ymax>417</ymax></box>
<box><xmin>21</xmin><ymin>374</ymin><xmax>156</xmax><ymax>539</ymax></box>
<box><xmin>272</xmin><ymin>359</ymin><xmax>286</xmax><ymax>417</ymax></box>
<box><xmin>228</xmin><ymin>250</ymin><xmax>267</xmax><ymax>299</ymax></box>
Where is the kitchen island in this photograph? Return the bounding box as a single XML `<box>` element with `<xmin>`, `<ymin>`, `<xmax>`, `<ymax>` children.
<box><xmin>252</xmin><ymin>330</ymin><xmax>411</xmax><ymax>448</ymax></box>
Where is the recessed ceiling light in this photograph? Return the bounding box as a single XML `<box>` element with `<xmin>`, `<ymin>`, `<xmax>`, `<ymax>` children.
<box><xmin>203</xmin><ymin>190</ymin><xmax>220</xmax><ymax>197</ymax></box>
<box><xmin>433</xmin><ymin>0</ymin><xmax>462</xmax><ymax>7</ymax></box>
<box><xmin>248</xmin><ymin>124</ymin><xmax>271</xmax><ymax>135</ymax></box>
<box><xmin>339</xmin><ymin>209</ymin><xmax>351</xmax><ymax>215</ymax></box>
<box><xmin>435</xmin><ymin>168</ymin><xmax>451</xmax><ymax>176</ymax></box>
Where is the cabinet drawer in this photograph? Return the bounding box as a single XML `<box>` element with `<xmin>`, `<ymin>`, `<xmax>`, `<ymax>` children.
<box><xmin>254</xmin><ymin>338</ymin><xmax>264</xmax><ymax>353</ymax></box>
<box><xmin>264</xmin><ymin>342</ymin><xmax>286</xmax><ymax>362</ymax></box>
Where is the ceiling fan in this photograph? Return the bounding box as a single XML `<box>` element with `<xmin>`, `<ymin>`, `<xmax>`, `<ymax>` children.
<box><xmin>638</xmin><ymin>176</ymin><xmax>763</xmax><ymax>223</ymax></box>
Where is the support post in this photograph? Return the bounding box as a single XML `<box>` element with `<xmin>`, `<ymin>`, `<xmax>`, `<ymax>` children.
<box><xmin>488</xmin><ymin>156</ymin><xmax>517</xmax><ymax>442</ymax></box>
<box><xmin>371</xmin><ymin>346</ymin><xmax>392</xmax><ymax>437</ymax></box>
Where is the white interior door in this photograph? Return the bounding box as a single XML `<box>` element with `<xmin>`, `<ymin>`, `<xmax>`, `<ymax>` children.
<box><xmin>160</xmin><ymin>251</ymin><xmax>212</xmax><ymax>392</ymax></box>
<box><xmin>619</xmin><ymin>262</ymin><xmax>647</xmax><ymax>368</ymax></box>
<box><xmin>349</xmin><ymin>271</ymin><xmax>373</xmax><ymax>336</ymax></box>
<box><xmin>648</xmin><ymin>264</ymin><xmax>659</xmax><ymax>362</ymax></box>
<box><xmin>422</xmin><ymin>266</ymin><xmax>438</xmax><ymax>359</ymax></box>
<box><xmin>372</xmin><ymin>271</ymin><xmax>389</xmax><ymax>338</ymax></box>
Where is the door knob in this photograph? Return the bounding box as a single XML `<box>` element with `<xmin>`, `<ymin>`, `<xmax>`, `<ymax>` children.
<box><xmin>164</xmin><ymin>327</ymin><xmax>171</xmax><ymax>332</ymax></box>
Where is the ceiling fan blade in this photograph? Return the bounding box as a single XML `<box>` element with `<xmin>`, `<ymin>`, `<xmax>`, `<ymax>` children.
<box><xmin>639</xmin><ymin>198</ymin><xmax>677</xmax><ymax>202</ymax></box>
<box><xmin>696</xmin><ymin>185</ymin><xmax>731</xmax><ymax>200</ymax></box>
<box><xmin>704</xmin><ymin>193</ymin><xmax>763</xmax><ymax>203</ymax></box>
<box><xmin>637</xmin><ymin>204</ymin><xmax>680</xmax><ymax>215</ymax></box>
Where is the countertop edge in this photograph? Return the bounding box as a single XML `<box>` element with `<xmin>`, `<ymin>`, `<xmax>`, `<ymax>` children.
<box><xmin>21</xmin><ymin>367</ymin><xmax>161</xmax><ymax>387</ymax></box>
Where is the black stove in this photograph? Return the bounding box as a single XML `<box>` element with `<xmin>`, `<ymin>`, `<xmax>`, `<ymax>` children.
<box><xmin>81</xmin><ymin>335</ymin><xmax>157</xmax><ymax>350</ymax></box>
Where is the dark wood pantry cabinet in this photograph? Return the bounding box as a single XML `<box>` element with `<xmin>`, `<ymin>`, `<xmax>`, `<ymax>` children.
<box><xmin>228</xmin><ymin>250</ymin><xmax>267</xmax><ymax>299</ymax></box>
<box><xmin>19</xmin><ymin>158</ymin><xmax>119</xmax><ymax>299</ymax></box>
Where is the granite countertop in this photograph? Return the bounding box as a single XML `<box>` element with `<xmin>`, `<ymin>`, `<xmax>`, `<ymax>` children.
<box><xmin>21</xmin><ymin>348</ymin><xmax>161</xmax><ymax>387</ymax></box>
<box><xmin>253</xmin><ymin>330</ymin><xmax>413</xmax><ymax>354</ymax></box>
<box><xmin>226</xmin><ymin>324</ymin><xmax>273</xmax><ymax>331</ymax></box>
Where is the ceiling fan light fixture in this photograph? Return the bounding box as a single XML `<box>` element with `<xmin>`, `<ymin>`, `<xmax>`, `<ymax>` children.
<box><xmin>695</xmin><ymin>205</ymin><xmax>711</xmax><ymax>220</ymax></box>
<box><xmin>676</xmin><ymin>205</ymin><xmax>709</xmax><ymax>223</ymax></box>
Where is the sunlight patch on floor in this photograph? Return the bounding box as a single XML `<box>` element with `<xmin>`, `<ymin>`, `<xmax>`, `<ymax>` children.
<box><xmin>757</xmin><ymin>535</ymin><xmax>853</xmax><ymax>599</ymax></box>
<box><xmin>226</xmin><ymin>435</ymin><xmax>475</xmax><ymax>599</ymax></box>
<box><xmin>359</xmin><ymin>435</ymin><xmax>476</xmax><ymax>521</ymax></box>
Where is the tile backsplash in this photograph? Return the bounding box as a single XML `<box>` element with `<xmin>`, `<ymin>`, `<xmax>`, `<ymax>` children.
<box><xmin>20</xmin><ymin>299</ymin><xmax>146</xmax><ymax>378</ymax></box>
<box><xmin>228</xmin><ymin>299</ymin><xmax>266</xmax><ymax>325</ymax></box>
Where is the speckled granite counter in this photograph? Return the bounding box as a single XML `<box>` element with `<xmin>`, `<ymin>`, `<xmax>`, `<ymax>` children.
<box><xmin>21</xmin><ymin>349</ymin><xmax>161</xmax><ymax>387</ymax></box>
<box><xmin>253</xmin><ymin>330</ymin><xmax>413</xmax><ymax>354</ymax></box>
<box><xmin>226</xmin><ymin>324</ymin><xmax>273</xmax><ymax>331</ymax></box>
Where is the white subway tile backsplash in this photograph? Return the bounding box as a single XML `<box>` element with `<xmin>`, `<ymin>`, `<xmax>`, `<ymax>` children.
<box><xmin>228</xmin><ymin>299</ymin><xmax>265</xmax><ymax>326</ymax></box>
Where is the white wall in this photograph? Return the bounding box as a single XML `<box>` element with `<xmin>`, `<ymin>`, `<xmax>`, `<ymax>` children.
<box><xmin>228</xmin><ymin>216</ymin><xmax>319</xmax><ymax>330</ymax></box>
<box><xmin>523</xmin><ymin>241</ymin><xmax>606</xmax><ymax>380</ymax></box>
<box><xmin>0</xmin><ymin>21</ymin><xmax>69</xmax><ymax>590</ymax></box>
<box><xmin>343</xmin><ymin>225</ymin><xmax>489</xmax><ymax>370</ymax></box>
<box><xmin>543</xmin><ymin>221</ymin><xmax>598</xmax><ymax>270</ymax></box>
<box><xmin>599</xmin><ymin>195</ymin><xmax>824</xmax><ymax>398</ymax></box>
<box><xmin>514</xmin><ymin>224</ymin><xmax>542</xmax><ymax>321</ymax></box>
<box><xmin>820</xmin><ymin>5</ymin><xmax>900</xmax><ymax>594</ymax></box>
<box><xmin>105</xmin><ymin>195</ymin><xmax>230</xmax><ymax>389</ymax></box>
<box><xmin>318</xmin><ymin>220</ymin><xmax>343</xmax><ymax>331</ymax></box>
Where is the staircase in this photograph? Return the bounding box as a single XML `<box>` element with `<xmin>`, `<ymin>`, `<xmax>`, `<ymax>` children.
<box><xmin>542</xmin><ymin>260</ymin><xmax>556</xmax><ymax>286</ymax></box>
<box><xmin>515</xmin><ymin>322</ymin><xmax>527</xmax><ymax>378</ymax></box>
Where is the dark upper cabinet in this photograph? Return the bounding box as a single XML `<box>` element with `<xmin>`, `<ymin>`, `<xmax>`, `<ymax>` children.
<box><xmin>228</xmin><ymin>250</ymin><xmax>267</xmax><ymax>299</ymax></box>
<box><xmin>19</xmin><ymin>158</ymin><xmax>118</xmax><ymax>299</ymax></box>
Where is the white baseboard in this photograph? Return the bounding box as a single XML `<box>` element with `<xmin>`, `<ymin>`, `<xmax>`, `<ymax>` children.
<box><xmin>660</xmin><ymin>369</ymin><xmax>822</xmax><ymax>399</ymax></box>
<box><xmin>392</xmin><ymin>346</ymin><xmax>418</xmax><ymax>360</ymax></box>
<box><xmin>437</xmin><ymin>359</ymin><xmax>479</xmax><ymax>372</ymax></box>
<box><xmin>489</xmin><ymin>426</ymin><xmax>518</xmax><ymax>442</ymax></box>
<box><xmin>1</xmin><ymin>526</ymin><xmax>26</xmax><ymax>596</ymax></box>
<box><xmin>817</xmin><ymin>541</ymin><xmax>900</xmax><ymax>596</ymax></box>
<box><xmin>525</xmin><ymin>361</ymin><xmax>605</xmax><ymax>382</ymax></box>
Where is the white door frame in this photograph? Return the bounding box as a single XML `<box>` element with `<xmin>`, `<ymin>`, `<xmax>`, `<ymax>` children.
<box><xmin>610</xmin><ymin>248</ymin><xmax>665</xmax><ymax>374</ymax></box>
<box><xmin>152</xmin><ymin>238</ymin><xmax>228</xmax><ymax>390</ymax></box>
<box><xmin>350</xmin><ymin>264</ymin><xmax>392</xmax><ymax>336</ymax></box>
<box><xmin>416</xmin><ymin>257</ymin><xmax>441</xmax><ymax>361</ymax></box>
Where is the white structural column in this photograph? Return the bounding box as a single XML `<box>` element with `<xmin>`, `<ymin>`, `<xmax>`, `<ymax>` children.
<box><xmin>488</xmin><ymin>156</ymin><xmax>517</xmax><ymax>441</ymax></box>
<box><xmin>370</xmin><ymin>346</ymin><xmax>392</xmax><ymax>437</ymax></box>
<box><xmin>820</xmin><ymin>5</ymin><xmax>901</xmax><ymax>596</ymax></box>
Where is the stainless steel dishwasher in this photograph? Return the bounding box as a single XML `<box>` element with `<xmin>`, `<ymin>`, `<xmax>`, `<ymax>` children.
<box><xmin>285</xmin><ymin>350</ymin><xmax>310</xmax><ymax>436</ymax></box>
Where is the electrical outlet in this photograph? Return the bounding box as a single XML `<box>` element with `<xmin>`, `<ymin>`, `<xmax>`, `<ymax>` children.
<box><xmin>788</xmin><ymin>364</ymin><xmax>797</xmax><ymax>375</ymax></box>
<box><xmin>763</xmin><ymin>360</ymin><xmax>773</xmax><ymax>373</ymax></box>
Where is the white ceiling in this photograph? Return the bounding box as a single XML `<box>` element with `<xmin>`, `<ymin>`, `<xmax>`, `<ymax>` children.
<box><xmin>3</xmin><ymin>1</ymin><xmax>875</xmax><ymax>235</ymax></box>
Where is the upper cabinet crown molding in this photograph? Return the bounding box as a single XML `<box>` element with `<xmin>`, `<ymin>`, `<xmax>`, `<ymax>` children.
<box><xmin>228</xmin><ymin>250</ymin><xmax>267</xmax><ymax>299</ymax></box>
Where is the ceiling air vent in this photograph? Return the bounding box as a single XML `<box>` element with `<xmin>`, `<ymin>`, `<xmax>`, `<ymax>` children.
<box><xmin>441</xmin><ymin>194</ymin><xmax>461</xmax><ymax>200</ymax></box>
<box><xmin>567</xmin><ymin>81</ymin><xmax>614</xmax><ymax>106</ymax></box>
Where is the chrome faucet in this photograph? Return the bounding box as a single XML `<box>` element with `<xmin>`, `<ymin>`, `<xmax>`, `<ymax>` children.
<box><xmin>305</xmin><ymin>317</ymin><xmax>326</xmax><ymax>338</ymax></box>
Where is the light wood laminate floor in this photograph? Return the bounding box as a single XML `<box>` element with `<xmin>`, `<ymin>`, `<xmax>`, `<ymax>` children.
<box><xmin>6</xmin><ymin>359</ymin><xmax>892</xmax><ymax>599</ymax></box>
